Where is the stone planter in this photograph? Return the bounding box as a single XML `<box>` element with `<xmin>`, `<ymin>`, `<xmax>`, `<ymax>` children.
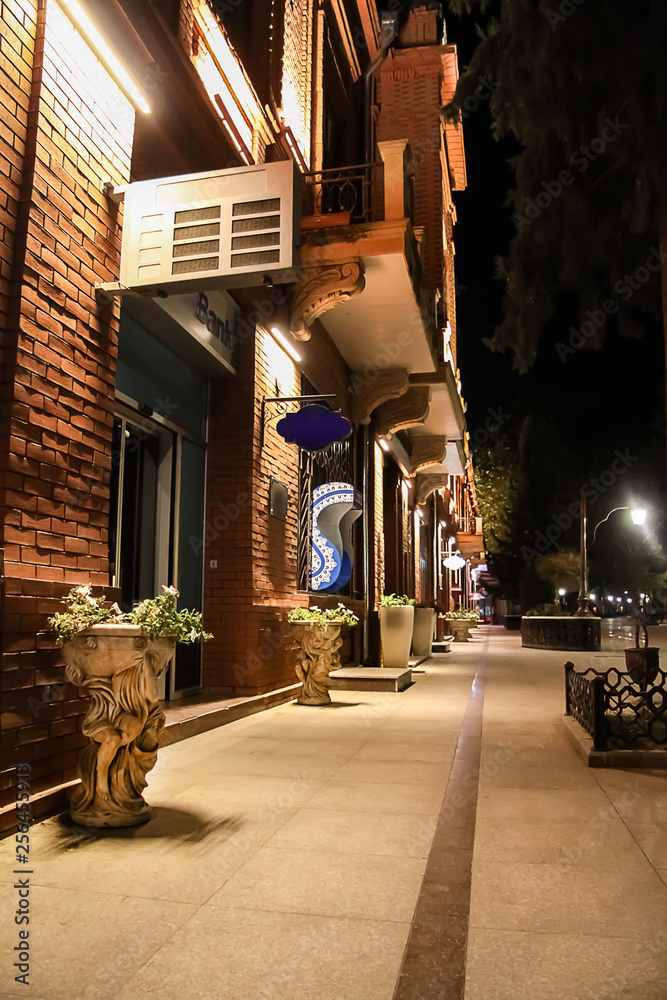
<box><xmin>380</xmin><ymin>605</ymin><xmax>415</xmax><ymax>668</ymax></box>
<box><xmin>62</xmin><ymin>624</ymin><xmax>175</xmax><ymax>828</ymax></box>
<box><xmin>290</xmin><ymin>621</ymin><xmax>344</xmax><ymax>706</ymax></box>
<box><xmin>412</xmin><ymin>608</ymin><xmax>436</xmax><ymax>657</ymax></box>
<box><xmin>444</xmin><ymin>617</ymin><xmax>478</xmax><ymax>642</ymax></box>
<box><xmin>521</xmin><ymin>616</ymin><xmax>601</xmax><ymax>651</ymax></box>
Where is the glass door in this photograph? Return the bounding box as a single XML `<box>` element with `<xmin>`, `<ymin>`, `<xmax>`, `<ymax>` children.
<box><xmin>109</xmin><ymin>407</ymin><xmax>205</xmax><ymax>698</ymax></box>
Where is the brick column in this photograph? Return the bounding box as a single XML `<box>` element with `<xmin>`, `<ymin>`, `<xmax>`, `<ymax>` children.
<box><xmin>0</xmin><ymin>0</ymin><xmax>135</xmax><ymax>827</ymax></box>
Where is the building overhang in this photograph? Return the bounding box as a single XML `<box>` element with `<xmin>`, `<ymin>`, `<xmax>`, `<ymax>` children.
<box><xmin>298</xmin><ymin>219</ymin><xmax>438</xmax><ymax>375</ymax></box>
<box><xmin>403</xmin><ymin>364</ymin><xmax>468</xmax><ymax>474</ymax></box>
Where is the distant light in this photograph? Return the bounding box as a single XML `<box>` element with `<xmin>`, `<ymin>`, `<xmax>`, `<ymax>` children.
<box><xmin>640</xmin><ymin>593</ymin><xmax>646</xmax><ymax>599</ymax></box>
<box><xmin>58</xmin><ymin>0</ymin><xmax>151</xmax><ymax>113</ymax></box>
<box><xmin>631</xmin><ymin>507</ymin><xmax>647</xmax><ymax>525</ymax></box>
<box><xmin>558</xmin><ymin>588</ymin><xmax>566</xmax><ymax>596</ymax></box>
<box><xmin>590</xmin><ymin>593</ymin><xmax>596</xmax><ymax>600</ymax></box>
<box><xmin>379</xmin><ymin>438</ymin><xmax>390</xmax><ymax>452</ymax></box>
<box><xmin>270</xmin><ymin>326</ymin><xmax>301</xmax><ymax>363</ymax></box>
<box><xmin>627</xmin><ymin>598</ymin><xmax>633</xmax><ymax>603</ymax></box>
<box><xmin>616</xmin><ymin>597</ymin><xmax>622</xmax><ymax>603</ymax></box>
<box><xmin>624</xmin><ymin>590</ymin><xmax>628</xmax><ymax>595</ymax></box>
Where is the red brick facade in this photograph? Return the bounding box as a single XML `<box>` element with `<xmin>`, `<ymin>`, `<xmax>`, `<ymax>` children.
<box><xmin>0</xmin><ymin>0</ymin><xmax>134</xmax><ymax>826</ymax></box>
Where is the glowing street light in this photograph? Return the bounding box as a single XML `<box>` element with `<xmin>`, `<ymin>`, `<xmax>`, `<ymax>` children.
<box><xmin>444</xmin><ymin>551</ymin><xmax>466</xmax><ymax>571</ymax></box>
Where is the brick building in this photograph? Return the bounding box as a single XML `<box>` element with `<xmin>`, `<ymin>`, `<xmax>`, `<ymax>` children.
<box><xmin>0</xmin><ymin>0</ymin><xmax>481</xmax><ymax>830</ymax></box>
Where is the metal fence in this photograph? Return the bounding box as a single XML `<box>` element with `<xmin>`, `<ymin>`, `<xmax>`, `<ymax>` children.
<box><xmin>564</xmin><ymin>660</ymin><xmax>667</xmax><ymax>750</ymax></box>
<box><xmin>302</xmin><ymin>164</ymin><xmax>379</xmax><ymax>224</ymax></box>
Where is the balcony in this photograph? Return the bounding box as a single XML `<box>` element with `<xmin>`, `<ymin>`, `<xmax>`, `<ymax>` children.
<box><xmin>455</xmin><ymin>516</ymin><xmax>484</xmax><ymax>559</ymax></box>
<box><xmin>295</xmin><ymin>140</ymin><xmax>437</xmax><ymax>375</ymax></box>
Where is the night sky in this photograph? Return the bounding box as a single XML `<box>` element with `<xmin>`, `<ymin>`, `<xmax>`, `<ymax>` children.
<box><xmin>445</xmin><ymin>6</ymin><xmax>666</xmax><ymax>475</ymax></box>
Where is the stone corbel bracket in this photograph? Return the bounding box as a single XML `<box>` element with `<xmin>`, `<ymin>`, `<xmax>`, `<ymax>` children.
<box><xmin>290</xmin><ymin>261</ymin><xmax>365</xmax><ymax>341</ymax></box>
<box><xmin>375</xmin><ymin>387</ymin><xmax>430</xmax><ymax>439</ymax></box>
<box><xmin>416</xmin><ymin>472</ymin><xmax>449</xmax><ymax>506</ymax></box>
<box><xmin>410</xmin><ymin>435</ymin><xmax>447</xmax><ymax>475</ymax></box>
<box><xmin>349</xmin><ymin>368</ymin><xmax>409</xmax><ymax>425</ymax></box>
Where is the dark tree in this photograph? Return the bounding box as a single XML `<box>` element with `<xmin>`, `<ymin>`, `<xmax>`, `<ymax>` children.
<box><xmin>445</xmin><ymin>0</ymin><xmax>667</xmax><ymax>373</ymax></box>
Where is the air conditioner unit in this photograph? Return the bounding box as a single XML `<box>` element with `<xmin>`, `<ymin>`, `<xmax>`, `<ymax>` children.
<box><xmin>118</xmin><ymin>160</ymin><xmax>300</xmax><ymax>295</ymax></box>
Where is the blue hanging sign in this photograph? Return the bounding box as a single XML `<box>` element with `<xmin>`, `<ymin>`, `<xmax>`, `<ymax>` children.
<box><xmin>276</xmin><ymin>404</ymin><xmax>352</xmax><ymax>453</ymax></box>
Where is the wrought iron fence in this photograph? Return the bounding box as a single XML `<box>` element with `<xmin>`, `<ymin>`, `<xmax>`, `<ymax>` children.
<box><xmin>302</xmin><ymin>164</ymin><xmax>378</xmax><ymax>224</ymax></box>
<box><xmin>564</xmin><ymin>660</ymin><xmax>667</xmax><ymax>750</ymax></box>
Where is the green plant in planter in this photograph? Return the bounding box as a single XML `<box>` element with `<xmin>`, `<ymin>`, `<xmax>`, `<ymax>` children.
<box><xmin>524</xmin><ymin>603</ymin><xmax>564</xmax><ymax>617</ymax></box>
<box><xmin>49</xmin><ymin>584</ymin><xmax>212</xmax><ymax>644</ymax></box>
<box><xmin>288</xmin><ymin>604</ymin><xmax>359</xmax><ymax>628</ymax></box>
<box><xmin>380</xmin><ymin>594</ymin><xmax>416</xmax><ymax>607</ymax></box>
<box><xmin>445</xmin><ymin>608</ymin><xmax>480</xmax><ymax>620</ymax></box>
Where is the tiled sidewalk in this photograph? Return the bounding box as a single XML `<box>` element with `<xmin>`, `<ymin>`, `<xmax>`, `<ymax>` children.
<box><xmin>1</xmin><ymin>626</ymin><xmax>667</xmax><ymax>998</ymax></box>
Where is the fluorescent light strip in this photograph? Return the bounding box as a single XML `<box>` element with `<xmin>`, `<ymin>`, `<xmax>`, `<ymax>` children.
<box><xmin>270</xmin><ymin>326</ymin><xmax>301</xmax><ymax>363</ymax></box>
<box><xmin>57</xmin><ymin>0</ymin><xmax>150</xmax><ymax>113</ymax></box>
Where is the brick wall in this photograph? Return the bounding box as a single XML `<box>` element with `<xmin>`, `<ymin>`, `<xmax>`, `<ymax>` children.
<box><xmin>376</xmin><ymin>47</ymin><xmax>446</xmax><ymax>293</ymax></box>
<box><xmin>0</xmin><ymin>0</ymin><xmax>134</xmax><ymax>827</ymax></box>
<box><xmin>202</xmin><ymin>323</ymin><xmax>307</xmax><ymax>695</ymax></box>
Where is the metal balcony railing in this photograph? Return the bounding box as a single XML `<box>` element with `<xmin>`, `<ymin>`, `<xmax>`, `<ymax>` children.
<box><xmin>457</xmin><ymin>516</ymin><xmax>483</xmax><ymax>535</ymax></box>
<box><xmin>302</xmin><ymin>163</ymin><xmax>381</xmax><ymax>224</ymax></box>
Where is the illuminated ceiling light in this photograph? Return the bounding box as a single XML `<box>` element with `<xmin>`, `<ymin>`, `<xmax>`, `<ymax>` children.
<box><xmin>379</xmin><ymin>438</ymin><xmax>390</xmax><ymax>452</ymax></box>
<box><xmin>630</xmin><ymin>507</ymin><xmax>647</xmax><ymax>525</ymax></box>
<box><xmin>57</xmin><ymin>0</ymin><xmax>150</xmax><ymax>113</ymax></box>
<box><xmin>269</xmin><ymin>326</ymin><xmax>301</xmax><ymax>363</ymax></box>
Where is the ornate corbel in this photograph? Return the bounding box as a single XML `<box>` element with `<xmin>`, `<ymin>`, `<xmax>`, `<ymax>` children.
<box><xmin>416</xmin><ymin>472</ymin><xmax>449</xmax><ymax>506</ymax></box>
<box><xmin>349</xmin><ymin>368</ymin><xmax>409</xmax><ymax>425</ymax></box>
<box><xmin>409</xmin><ymin>435</ymin><xmax>447</xmax><ymax>475</ymax></box>
<box><xmin>290</xmin><ymin>261</ymin><xmax>365</xmax><ymax>341</ymax></box>
<box><xmin>375</xmin><ymin>387</ymin><xmax>430</xmax><ymax>438</ymax></box>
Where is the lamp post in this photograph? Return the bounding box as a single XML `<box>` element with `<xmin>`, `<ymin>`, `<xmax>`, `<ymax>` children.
<box><xmin>576</xmin><ymin>504</ymin><xmax>647</xmax><ymax>618</ymax></box>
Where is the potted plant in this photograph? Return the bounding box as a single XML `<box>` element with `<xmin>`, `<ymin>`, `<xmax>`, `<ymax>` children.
<box><xmin>287</xmin><ymin>604</ymin><xmax>359</xmax><ymax>705</ymax></box>
<box><xmin>444</xmin><ymin>607</ymin><xmax>480</xmax><ymax>642</ymax></box>
<box><xmin>624</xmin><ymin>615</ymin><xmax>660</xmax><ymax>692</ymax></box>
<box><xmin>379</xmin><ymin>595</ymin><xmax>415</xmax><ymax>668</ymax></box>
<box><xmin>412</xmin><ymin>601</ymin><xmax>436</xmax><ymax>657</ymax></box>
<box><xmin>49</xmin><ymin>585</ymin><xmax>211</xmax><ymax>829</ymax></box>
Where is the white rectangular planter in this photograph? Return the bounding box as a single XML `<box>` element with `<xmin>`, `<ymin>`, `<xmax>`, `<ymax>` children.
<box><xmin>380</xmin><ymin>605</ymin><xmax>415</xmax><ymax>669</ymax></box>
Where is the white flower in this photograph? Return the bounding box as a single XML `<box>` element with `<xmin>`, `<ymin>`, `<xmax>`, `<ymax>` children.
<box><xmin>188</xmin><ymin>628</ymin><xmax>199</xmax><ymax>642</ymax></box>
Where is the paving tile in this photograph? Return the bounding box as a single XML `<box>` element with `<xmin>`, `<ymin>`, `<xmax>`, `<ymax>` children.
<box><xmin>306</xmin><ymin>779</ymin><xmax>444</xmax><ymax>815</ymax></box>
<box><xmin>332</xmin><ymin>759</ymin><xmax>449</xmax><ymax>787</ymax></box>
<box><xmin>465</xmin><ymin>927</ymin><xmax>667</xmax><ymax>1000</ymax></box>
<box><xmin>476</xmin><ymin>787</ymin><xmax>611</xmax><ymax>825</ymax></box>
<box><xmin>350</xmin><ymin>740</ymin><xmax>455</xmax><ymax>763</ymax></box>
<box><xmin>208</xmin><ymin>846</ymin><xmax>427</xmax><ymax>921</ymax></box>
<box><xmin>112</xmin><ymin>906</ymin><xmax>411</xmax><ymax>1000</ymax></box>
<box><xmin>469</xmin><ymin>860</ymin><xmax>667</xmax><ymax>936</ymax></box>
<box><xmin>473</xmin><ymin>817</ymin><xmax>652</xmax><ymax>868</ymax></box>
<box><xmin>265</xmin><ymin>807</ymin><xmax>437</xmax><ymax>858</ymax></box>
<box><xmin>0</xmin><ymin>886</ymin><xmax>195</xmax><ymax>999</ymax></box>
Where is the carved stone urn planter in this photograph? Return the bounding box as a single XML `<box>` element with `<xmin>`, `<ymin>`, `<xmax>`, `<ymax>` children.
<box><xmin>444</xmin><ymin>617</ymin><xmax>477</xmax><ymax>642</ymax></box>
<box><xmin>380</xmin><ymin>605</ymin><xmax>415</xmax><ymax>668</ymax></box>
<box><xmin>290</xmin><ymin>621</ymin><xmax>344</xmax><ymax>706</ymax></box>
<box><xmin>62</xmin><ymin>624</ymin><xmax>175</xmax><ymax>828</ymax></box>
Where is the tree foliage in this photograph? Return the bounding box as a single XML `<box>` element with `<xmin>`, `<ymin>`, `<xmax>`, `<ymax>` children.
<box><xmin>445</xmin><ymin>0</ymin><xmax>667</xmax><ymax>370</ymax></box>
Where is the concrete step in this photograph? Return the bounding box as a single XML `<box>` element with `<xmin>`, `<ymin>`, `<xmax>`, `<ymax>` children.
<box><xmin>328</xmin><ymin>666</ymin><xmax>413</xmax><ymax>692</ymax></box>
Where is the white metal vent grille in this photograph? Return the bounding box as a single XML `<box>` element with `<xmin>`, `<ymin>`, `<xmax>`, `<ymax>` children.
<box><xmin>119</xmin><ymin>162</ymin><xmax>299</xmax><ymax>293</ymax></box>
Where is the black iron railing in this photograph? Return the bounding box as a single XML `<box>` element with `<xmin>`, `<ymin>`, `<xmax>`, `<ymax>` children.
<box><xmin>565</xmin><ymin>660</ymin><xmax>667</xmax><ymax>750</ymax></box>
<box><xmin>302</xmin><ymin>164</ymin><xmax>379</xmax><ymax>224</ymax></box>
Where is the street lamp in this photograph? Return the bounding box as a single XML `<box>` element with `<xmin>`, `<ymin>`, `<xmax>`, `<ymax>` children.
<box><xmin>576</xmin><ymin>503</ymin><xmax>648</xmax><ymax>618</ymax></box>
